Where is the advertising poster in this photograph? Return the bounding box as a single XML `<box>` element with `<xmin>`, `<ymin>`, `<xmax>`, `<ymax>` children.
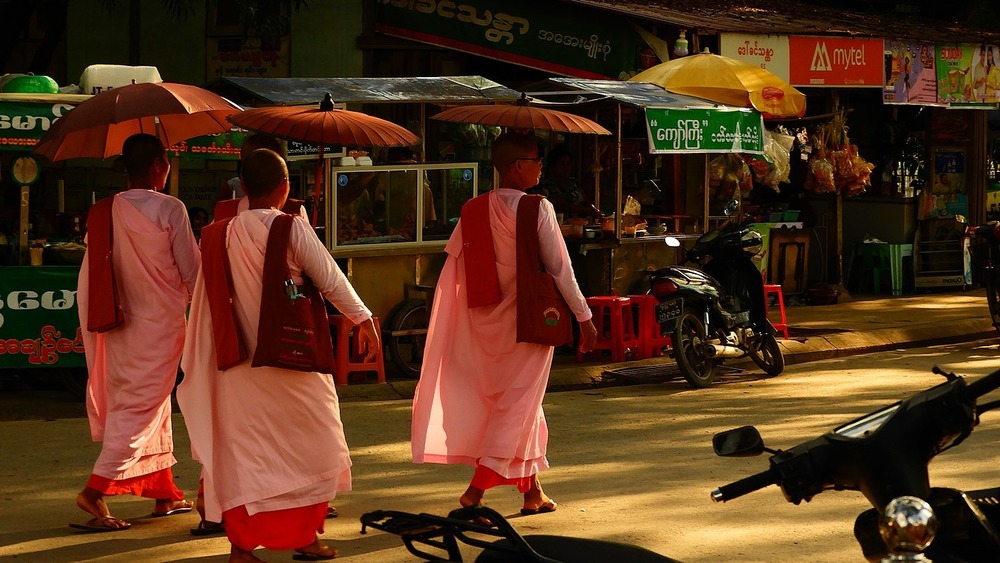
<box><xmin>920</xmin><ymin>148</ymin><xmax>969</xmax><ymax>219</ymax></box>
<box><xmin>884</xmin><ymin>41</ymin><xmax>940</xmax><ymax>105</ymax></box>
<box><xmin>788</xmin><ymin>36</ymin><xmax>883</xmax><ymax>87</ymax></box>
<box><xmin>935</xmin><ymin>43</ymin><xmax>998</xmax><ymax>106</ymax></box>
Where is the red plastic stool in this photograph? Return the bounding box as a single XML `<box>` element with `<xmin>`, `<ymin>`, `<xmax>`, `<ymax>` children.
<box><xmin>329</xmin><ymin>315</ymin><xmax>386</xmax><ymax>385</ymax></box>
<box><xmin>578</xmin><ymin>296</ymin><xmax>641</xmax><ymax>363</ymax></box>
<box><xmin>628</xmin><ymin>294</ymin><xmax>672</xmax><ymax>359</ymax></box>
<box><xmin>762</xmin><ymin>284</ymin><xmax>789</xmax><ymax>340</ymax></box>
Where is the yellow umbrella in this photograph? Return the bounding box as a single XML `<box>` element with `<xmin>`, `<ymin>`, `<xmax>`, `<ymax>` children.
<box><xmin>629</xmin><ymin>53</ymin><xmax>806</xmax><ymax>119</ymax></box>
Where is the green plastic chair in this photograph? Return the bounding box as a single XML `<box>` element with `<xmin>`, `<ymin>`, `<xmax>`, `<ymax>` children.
<box><xmin>850</xmin><ymin>243</ymin><xmax>892</xmax><ymax>294</ymax></box>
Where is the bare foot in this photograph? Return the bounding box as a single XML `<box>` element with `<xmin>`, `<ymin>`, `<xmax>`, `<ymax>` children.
<box><xmin>76</xmin><ymin>489</ymin><xmax>110</xmax><ymax>520</ymax></box>
<box><xmin>75</xmin><ymin>490</ymin><xmax>130</xmax><ymax>530</ymax></box>
<box><xmin>522</xmin><ymin>476</ymin><xmax>556</xmax><ymax>513</ymax></box>
<box><xmin>152</xmin><ymin>498</ymin><xmax>193</xmax><ymax>516</ymax></box>
<box><xmin>459</xmin><ymin>485</ymin><xmax>485</xmax><ymax>508</ymax></box>
<box><xmin>294</xmin><ymin>537</ymin><xmax>338</xmax><ymax>560</ymax></box>
<box><xmin>229</xmin><ymin>545</ymin><xmax>266</xmax><ymax>562</ymax></box>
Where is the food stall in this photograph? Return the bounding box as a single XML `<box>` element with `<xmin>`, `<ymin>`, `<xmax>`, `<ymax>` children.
<box><xmin>0</xmin><ymin>92</ymin><xmax>91</xmax><ymax>372</ymax></box>
<box><xmin>530</xmin><ymin>78</ymin><xmax>768</xmax><ymax>296</ymax></box>
<box><xmin>211</xmin><ymin>76</ymin><xmax>520</xmax><ymax>374</ymax></box>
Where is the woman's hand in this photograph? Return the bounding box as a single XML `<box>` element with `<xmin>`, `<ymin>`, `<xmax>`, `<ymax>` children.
<box><xmin>357</xmin><ymin>317</ymin><xmax>382</xmax><ymax>362</ymax></box>
<box><xmin>578</xmin><ymin>318</ymin><xmax>598</xmax><ymax>354</ymax></box>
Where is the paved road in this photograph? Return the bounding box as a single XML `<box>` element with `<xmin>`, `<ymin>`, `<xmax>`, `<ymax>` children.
<box><xmin>2</xmin><ymin>339</ymin><xmax>1000</xmax><ymax>562</ymax></box>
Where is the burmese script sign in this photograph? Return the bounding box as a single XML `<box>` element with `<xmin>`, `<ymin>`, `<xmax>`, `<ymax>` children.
<box><xmin>0</xmin><ymin>101</ymin><xmax>74</xmax><ymax>151</ymax></box>
<box><xmin>645</xmin><ymin>107</ymin><xmax>764</xmax><ymax>155</ymax></box>
<box><xmin>374</xmin><ymin>0</ymin><xmax>642</xmax><ymax>79</ymax></box>
<box><xmin>0</xmin><ymin>266</ymin><xmax>84</xmax><ymax>368</ymax></box>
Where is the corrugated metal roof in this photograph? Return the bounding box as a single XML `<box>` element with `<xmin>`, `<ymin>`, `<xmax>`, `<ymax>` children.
<box><xmin>563</xmin><ymin>0</ymin><xmax>1000</xmax><ymax>44</ymax></box>
<box><xmin>215</xmin><ymin>76</ymin><xmax>521</xmax><ymax>106</ymax></box>
<box><xmin>536</xmin><ymin>78</ymin><xmax>725</xmax><ymax>108</ymax></box>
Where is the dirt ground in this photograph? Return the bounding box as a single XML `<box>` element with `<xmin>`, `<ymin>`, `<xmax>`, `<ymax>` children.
<box><xmin>1</xmin><ymin>339</ymin><xmax>999</xmax><ymax>562</ymax></box>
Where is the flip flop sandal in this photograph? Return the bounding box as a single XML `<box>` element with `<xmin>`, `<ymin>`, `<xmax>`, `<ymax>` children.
<box><xmin>292</xmin><ymin>549</ymin><xmax>337</xmax><ymax>561</ymax></box>
<box><xmin>190</xmin><ymin>520</ymin><xmax>226</xmax><ymax>536</ymax></box>
<box><xmin>520</xmin><ymin>501</ymin><xmax>557</xmax><ymax>515</ymax></box>
<box><xmin>69</xmin><ymin>516</ymin><xmax>131</xmax><ymax>533</ymax></box>
<box><xmin>326</xmin><ymin>506</ymin><xmax>338</xmax><ymax>518</ymax></box>
<box><xmin>151</xmin><ymin>502</ymin><xmax>194</xmax><ymax>517</ymax></box>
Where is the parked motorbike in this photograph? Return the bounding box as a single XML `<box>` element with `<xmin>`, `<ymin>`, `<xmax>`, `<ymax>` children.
<box><xmin>648</xmin><ymin>199</ymin><xmax>784</xmax><ymax>387</ymax></box>
<box><xmin>712</xmin><ymin>365</ymin><xmax>1000</xmax><ymax>562</ymax></box>
<box><xmin>965</xmin><ymin>220</ymin><xmax>1000</xmax><ymax>337</ymax></box>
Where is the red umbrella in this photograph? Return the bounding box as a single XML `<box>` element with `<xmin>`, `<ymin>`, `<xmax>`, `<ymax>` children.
<box><xmin>33</xmin><ymin>82</ymin><xmax>242</xmax><ymax>162</ymax></box>
<box><xmin>430</xmin><ymin>94</ymin><xmax>611</xmax><ymax>135</ymax></box>
<box><xmin>227</xmin><ymin>94</ymin><xmax>420</xmax><ymax>227</ymax></box>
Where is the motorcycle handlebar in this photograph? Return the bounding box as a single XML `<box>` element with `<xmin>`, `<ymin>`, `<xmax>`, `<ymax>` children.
<box><xmin>711</xmin><ymin>469</ymin><xmax>778</xmax><ymax>503</ymax></box>
<box><xmin>964</xmin><ymin>368</ymin><xmax>1000</xmax><ymax>401</ymax></box>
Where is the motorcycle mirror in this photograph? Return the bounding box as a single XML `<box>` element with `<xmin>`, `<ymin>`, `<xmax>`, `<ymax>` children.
<box><xmin>722</xmin><ymin>199</ymin><xmax>740</xmax><ymax>217</ymax></box>
<box><xmin>712</xmin><ymin>426</ymin><xmax>766</xmax><ymax>457</ymax></box>
<box><xmin>663</xmin><ymin>236</ymin><xmax>681</xmax><ymax>247</ymax></box>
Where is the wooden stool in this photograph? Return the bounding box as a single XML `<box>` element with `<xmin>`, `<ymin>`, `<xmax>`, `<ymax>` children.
<box><xmin>628</xmin><ymin>294</ymin><xmax>672</xmax><ymax>359</ymax></box>
<box><xmin>762</xmin><ymin>284</ymin><xmax>789</xmax><ymax>340</ymax></box>
<box><xmin>578</xmin><ymin>296</ymin><xmax>640</xmax><ymax>363</ymax></box>
<box><xmin>329</xmin><ymin>315</ymin><xmax>386</xmax><ymax>385</ymax></box>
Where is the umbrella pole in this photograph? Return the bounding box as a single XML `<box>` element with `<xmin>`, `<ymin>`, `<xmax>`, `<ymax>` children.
<box><xmin>616</xmin><ymin>103</ymin><xmax>622</xmax><ymax>240</ymax></box>
<box><xmin>313</xmin><ymin>147</ymin><xmax>324</xmax><ymax>229</ymax></box>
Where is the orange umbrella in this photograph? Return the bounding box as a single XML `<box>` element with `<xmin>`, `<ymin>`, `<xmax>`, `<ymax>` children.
<box><xmin>430</xmin><ymin>94</ymin><xmax>611</xmax><ymax>135</ymax></box>
<box><xmin>629</xmin><ymin>53</ymin><xmax>806</xmax><ymax>119</ymax></box>
<box><xmin>227</xmin><ymin>94</ymin><xmax>420</xmax><ymax>227</ymax></box>
<box><xmin>227</xmin><ymin>95</ymin><xmax>420</xmax><ymax>147</ymax></box>
<box><xmin>33</xmin><ymin>82</ymin><xmax>242</xmax><ymax>162</ymax></box>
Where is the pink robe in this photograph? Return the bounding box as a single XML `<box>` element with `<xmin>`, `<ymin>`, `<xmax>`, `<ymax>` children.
<box><xmin>411</xmin><ymin>189</ymin><xmax>591</xmax><ymax>479</ymax></box>
<box><xmin>177</xmin><ymin>209</ymin><xmax>370</xmax><ymax>523</ymax></box>
<box><xmin>77</xmin><ymin>190</ymin><xmax>200</xmax><ymax>482</ymax></box>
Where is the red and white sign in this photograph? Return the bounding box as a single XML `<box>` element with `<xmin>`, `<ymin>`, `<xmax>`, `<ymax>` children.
<box><xmin>789</xmin><ymin>36</ymin><xmax>883</xmax><ymax>87</ymax></box>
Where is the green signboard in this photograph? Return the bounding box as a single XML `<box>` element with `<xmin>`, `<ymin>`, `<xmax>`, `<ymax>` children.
<box><xmin>0</xmin><ymin>101</ymin><xmax>75</xmax><ymax>151</ymax></box>
<box><xmin>645</xmin><ymin>107</ymin><xmax>765</xmax><ymax>155</ymax></box>
<box><xmin>374</xmin><ymin>0</ymin><xmax>644</xmax><ymax>79</ymax></box>
<box><xmin>167</xmin><ymin>129</ymin><xmax>246</xmax><ymax>160</ymax></box>
<box><xmin>0</xmin><ymin>266</ymin><xmax>84</xmax><ymax>368</ymax></box>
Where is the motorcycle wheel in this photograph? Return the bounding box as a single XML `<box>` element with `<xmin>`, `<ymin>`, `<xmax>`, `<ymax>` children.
<box><xmin>987</xmin><ymin>264</ymin><xmax>1000</xmax><ymax>337</ymax></box>
<box><xmin>673</xmin><ymin>309</ymin><xmax>716</xmax><ymax>388</ymax></box>
<box><xmin>748</xmin><ymin>332</ymin><xmax>784</xmax><ymax>376</ymax></box>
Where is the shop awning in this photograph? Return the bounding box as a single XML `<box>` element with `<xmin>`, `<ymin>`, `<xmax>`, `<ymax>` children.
<box><xmin>534</xmin><ymin>78</ymin><xmax>763</xmax><ymax>155</ymax></box>
<box><xmin>539</xmin><ymin>78</ymin><xmax>721</xmax><ymax>109</ymax></box>
<box><xmin>212</xmin><ymin>76</ymin><xmax>522</xmax><ymax>106</ymax></box>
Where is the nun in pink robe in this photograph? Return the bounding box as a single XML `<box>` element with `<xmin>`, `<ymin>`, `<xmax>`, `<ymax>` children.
<box><xmin>411</xmin><ymin>132</ymin><xmax>597</xmax><ymax>515</ymax></box>
<box><xmin>178</xmin><ymin>147</ymin><xmax>376</xmax><ymax>561</ymax></box>
<box><xmin>74</xmin><ymin>134</ymin><xmax>200</xmax><ymax>531</ymax></box>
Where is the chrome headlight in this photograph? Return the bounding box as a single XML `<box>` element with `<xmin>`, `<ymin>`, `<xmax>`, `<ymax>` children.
<box><xmin>742</xmin><ymin>229</ymin><xmax>763</xmax><ymax>256</ymax></box>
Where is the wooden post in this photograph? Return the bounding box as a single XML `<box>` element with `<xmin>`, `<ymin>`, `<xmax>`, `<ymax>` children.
<box><xmin>615</xmin><ymin>102</ymin><xmax>622</xmax><ymax>237</ymax></box>
<box><xmin>169</xmin><ymin>155</ymin><xmax>180</xmax><ymax>198</ymax></box>
<box><xmin>19</xmin><ymin>186</ymin><xmax>30</xmax><ymax>265</ymax></box>
<box><xmin>57</xmin><ymin>179</ymin><xmax>65</xmax><ymax>212</ymax></box>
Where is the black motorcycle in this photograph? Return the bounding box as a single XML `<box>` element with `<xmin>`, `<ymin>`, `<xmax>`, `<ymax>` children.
<box><xmin>361</xmin><ymin>505</ymin><xmax>680</xmax><ymax>563</ymax></box>
<box><xmin>712</xmin><ymin>365</ymin><xmax>1000</xmax><ymax>562</ymax></box>
<box><xmin>649</xmin><ymin>200</ymin><xmax>784</xmax><ymax>387</ymax></box>
<box><xmin>966</xmin><ymin>220</ymin><xmax>1000</xmax><ymax>338</ymax></box>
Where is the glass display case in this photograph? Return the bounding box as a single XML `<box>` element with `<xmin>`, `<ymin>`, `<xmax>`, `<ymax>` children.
<box><xmin>325</xmin><ymin>162</ymin><xmax>479</xmax><ymax>251</ymax></box>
